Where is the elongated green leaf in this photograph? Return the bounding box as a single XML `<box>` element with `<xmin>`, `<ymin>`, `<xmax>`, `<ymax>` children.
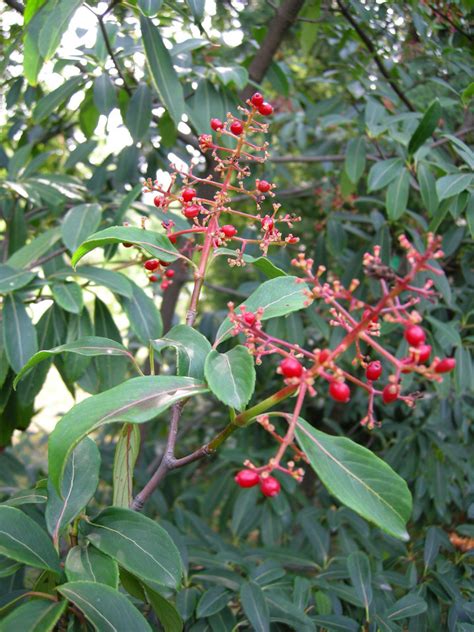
<box><xmin>436</xmin><ymin>173</ymin><xmax>473</xmax><ymax>201</ymax></box>
<box><xmin>152</xmin><ymin>324</ymin><xmax>211</xmax><ymax>380</ymax></box>
<box><xmin>345</xmin><ymin>137</ymin><xmax>366</xmax><ymax>184</ymax></box>
<box><xmin>386</xmin><ymin>168</ymin><xmax>409</xmax><ymax>220</ymax></box>
<box><xmin>215</xmin><ymin>276</ymin><xmax>309</xmax><ymax>343</ymax></box>
<box><xmin>126</xmin><ymin>83</ymin><xmax>153</xmax><ymax>141</ymax></box>
<box><xmin>83</xmin><ymin>507</ymin><xmax>183</xmax><ymax>588</ymax></box>
<box><xmin>186</xmin><ymin>0</ymin><xmax>205</xmax><ymax>20</ymax></box>
<box><xmin>37</xmin><ymin>0</ymin><xmax>83</xmax><ymax>60</ymax></box>
<box><xmin>14</xmin><ymin>336</ymin><xmax>135</xmax><ymax>388</ymax></box>
<box><xmin>240</xmin><ymin>581</ymin><xmax>270</xmax><ymax>632</ymax></box>
<box><xmin>120</xmin><ymin>282</ymin><xmax>163</xmax><ymax>344</ymax></box>
<box><xmin>71</xmin><ymin>226</ymin><xmax>179</xmax><ymax>268</ymax></box>
<box><xmin>385</xmin><ymin>593</ymin><xmax>427</xmax><ymax>621</ymax></box>
<box><xmin>204</xmin><ymin>346</ymin><xmax>255</xmax><ymax>411</ymax></box>
<box><xmin>140</xmin><ymin>16</ymin><xmax>185</xmax><ymax>124</ymax></box>
<box><xmin>2</xmin><ymin>486</ymin><xmax>48</xmax><ymax>507</ymax></box>
<box><xmin>48</xmin><ymin>376</ymin><xmax>207</xmax><ymax>492</ymax></box>
<box><xmin>61</xmin><ymin>203</ymin><xmax>102</xmax><ymax>253</ymax></box>
<box><xmin>295</xmin><ymin>418</ymin><xmax>412</xmax><ymax>540</ymax></box>
<box><xmin>145</xmin><ymin>588</ymin><xmax>183</xmax><ymax>632</ymax></box>
<box><xmin>2</xmin><ymin>295</ymin><xmax>38</xmax><ymax>374</ymax></box>
<box><xmin>7</xmin><ymin>228</ymin><xmax>61</xmax><ymax>268</ymax></box>
<box><xmin>0</xmin><ymin>265</ymin><xmax>35</xmax><ymax>294</ymax></box>
<box><xmin>347</xmin><ymin>551</ymin><xmax>372</xmax><ymax>615</ymax></box>
<box><xmin>138</xmin><ymin>0</ymin><xmax>164</xmax><ymax>16</ymax></box>
<box><xmin>65</xmin><ymin>545</ymin><xmax>119</xmax><ymax>588</ymax></box>
<box><xmin>93</xmin><ymin>74</ymin><xmax>117</xmax><ymax>116</ymax></box>
<box><xmin>57</xmin><ymin>581</ymin><xmax>152</xmax><ymax>631</ymax></box>
<box><xmin>33</xmin><ymin>76</ymin><xmax>84</xmax><ymax>123</ymax></box>
<box><xmin>417</xmin><ymin>163</ymin><xmax>439</xmax><ymax>216</ymax></box>
<box><xmin>367</xmin><ymin>158</ymin><xmax>404</xmax><ymax>192</ymax></box>
<box><xmin>0</xmin><ymin>506</ymin><xmax>60</xmax><ymax>573</ymax></box>
<box><xmin>196</xmin><ymin>586</ymin><xmax>229</xmax><ymax>618</ymax></box>
<box><xmin>53</xmin><ymin>266</ymin><xmax>133</xmax><ymax>298</ymax></box>
<box><xmin>312</xmin><ymin>615</ymin><xmax>359</xmax><ymax>631</ymax></box>
<box><xmin>408</xmin><ymin>99</ymin><xmax>441</xmax><ymax>155</ymax></box>
<box><xmin>51</xmin><ymin>282</ymin><xmax>83</xmax><ymax>314</ymax></box>
<box><xmin>113</xmin><ymin>424</ymin><xmax>141</xmax><ymax>508</ymax></box>
<box><xmin>46</xmin><ymin>438</ymin><xmax>100</xmax><ymax>544</ymax></box>
<box><xmin>91</xmin><ymin>298</ymin><xmax>129</xmax><ymax>392</ymax></box>
<box><xmin>187</xmin><ymin>80</ymin><xmax>225</xmax><ymax>135</ymax></box>
<box><xmin>215</xmin><ymin>249</ymin><xmax>286</xmax><ymax>278</ymax></box>
<box><xmin>0</xmin><ymin>599</ymin><xmax>67</xmax><ymax>632</ymax></box>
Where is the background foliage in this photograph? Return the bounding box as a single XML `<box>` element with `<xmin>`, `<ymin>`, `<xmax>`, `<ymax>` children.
<box><xmin>0</xmin><ymin>0</ymin><xmax>473</xmax><ymax>630</ymax></box>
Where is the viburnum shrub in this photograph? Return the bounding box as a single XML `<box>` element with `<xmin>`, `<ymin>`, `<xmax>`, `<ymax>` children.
<box><xmin>3</xmin><ymin>94</ymin><xmax>459</xmax><ymax>627</ymax></box>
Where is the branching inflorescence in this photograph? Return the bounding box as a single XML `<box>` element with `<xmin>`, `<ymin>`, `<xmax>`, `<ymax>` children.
<box><xmin>130</xmin><ymin>94</ymin><xmax>455</xmax><ymax>503</ymax></box>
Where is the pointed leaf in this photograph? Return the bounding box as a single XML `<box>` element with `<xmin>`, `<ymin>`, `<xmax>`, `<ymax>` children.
<box><xmin>367</xmin><ymin>158</ymin><xmax>404</xmax><ymax>192</ymax></box>
<box><xmin>347</xmin><ymin>551</ymin><xmax>372</xmax><ymax>613</ymax></box>
<box><xmin>57</xmin><ymin>581</ymin><xmax>152</xmax><ymax>631</ymax></box>
<box><xmin>0</xmin><ymin>506</ymin><xmax>60</xmax><ymax>573</ymax></box>
<box><xmin>295</xmin><ymin>418</ymin><xmax>412</xmax><ymax>541</ymax></box>
<box><xmin>417</xmin><ymin>163</ymin><xmax>439</xmax><ymax>216</ymax></box>
<box><xmin>204</xmin><ymin>346</ymin><xmax>255</xmax><ymax>411</ymax></box>
<box><xmin>436</xmin><ymin>173</ymin><xmax>473</xmax><ymax>201</ymax></box>
<box><xmin>196</xmin><ymin>586</ymin><xmax>229</xmax><ymax>618</ymax></box>
<box><xmin>386</xmin><ymin>168</ymin><xmax>409</xmax><ymax>220</ymax></box>
<box><xmin>345</xmin><ymin>137</ymin><xmax>366</xmax><ymax>184</ymax></box>
<box><xmin>7</xmin><ymin>227</ymin><xmax>61</xmax><ymax>268</ymax></box>
<box><xmin>51</xmin><ymin>282</ymin><xmax>84</xmax><ymax>314</ymax></box>
<box><xmin>186</xmin><ymin>0</ymin><xmax>205</xmax><ymax>20</ymax></box>
<box><xmin>137</xmin><ymin>0</ymin><xmax>164</xmax><ymax>16</ymax></box>
<box><xmin>48</xmin><ymin>376</ymin><xmax>207</xmax><ymax>492</ymax></box>
<box><xmin>144</xmin><ymin>587</ymin><xmax>183</xmax><ymax>632</ymax></box>
<box><xmin>126</xmin><ymin>83</ymin><xmax>153</xmax><ymax>141</ymax></box>
<box><xmin>61</xmin><ymin>203</ymin><xmax>102</xmax><ymax>253</ymax></box>
<box><xmin>2</xmin><ymin>295</ymin><xmax>38</xmax><ymax>374</ymax></box>
<box><xmin>240</xmin><ymin>581</ymin><xmax>270</xmax><ymax>632</ymax></box>
<box><xmin>65</xmin><ymin>545</ymin><xmax>119</xmax><ymax>587</ymax></box>
<box><xmin>120</xmin><ymin>281</ymin><xmax>163</xmax><ymax>344</ymax></box>
<box><xmin>33</xmin><ymin>76</ymin><xmax>84</xmax><ymax>123</ymax></box>
<box><xmin>408</xmin><ymin>99</ymin><xmax>441</xmax><ymax>155</ymax></box>
<box><xmin>152</xmin><ymin>325</ymin><xmax>211</xmax><ymax>380</ymax></box>
<box><xmin>113</xmin><ymin>424</ymin><xmax>141</xmax><ymax>508</ymax></box>
<box><xmin>55</xmin><ymin>266</ymin><xmax>133</xmax><ymax>298</ymax></box>
<box><xmin>93</xmin><ymin>74</ymin><xmax>117</xmax><ymax>115</ymax></box>
<box><xmin>0</xmin><ymin>599</ymin><xmax>67</xmax><ymax>632</ymax></box>
<box><xmin>0</xmin><ymin>265</ymin><xmax>35</xmax><ymax>294</ymax></box>
<box><xmin>83</xmin><ymin>507</ymin><xmax>183</xmax><ymax>589</ymax></box>
<box><xmin>385</xmin><ymin>593</ymin><xmax>428</xmax><ymax>621</ymax></box>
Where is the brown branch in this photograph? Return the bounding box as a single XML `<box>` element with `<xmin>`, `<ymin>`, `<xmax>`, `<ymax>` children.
<box><xmin>335</xmin><ymin>0</ymin><xmax>416</xmax><ymax>112</ymax></box>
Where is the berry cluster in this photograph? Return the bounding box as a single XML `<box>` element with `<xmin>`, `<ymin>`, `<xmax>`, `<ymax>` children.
<box><xmin>143</xmin><ymin>258</ymin><xmax>175</xmax><ymax>290</ymax></box>
<box><xmin>234</xmin><ymin>468</ymin><xmax>281</xmax><ymax>497</ymax></box>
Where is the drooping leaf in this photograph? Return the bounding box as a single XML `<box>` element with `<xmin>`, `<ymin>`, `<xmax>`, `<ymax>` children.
<box><xmin>65</xmin><ymin>545</ymin><xmax>119</xmax><ymax>588</ymax></box>
<box><xmin>384</xmin><ymin>593</ymin><xmax>428</xmax><ymax>621</ymax></box>
<box><xmin>54</xmin><ymin>266</ymin><xmax>133</xmax><ymax>298</ymax></box>
<box><xmin>367</xmin><ymin>158</ymin><xmax>404</xmax><ymax>192</ymax></box>
<box><xmin>120</xmin><ymin>281</ymin><xmax>163</xmax><ymax>344</ymax></box>
<box><xmin>61</xmin><ymin>203</ymin><xmax>102</xmax><ymax>253</ymax></box>
<box><xmin>196</xmin><ymin>586</ymin><xmax>229</xmax><ymax>618</ymax></box>
<box><xmin>37</xmin><ymin>0</ymin><xmax>83</xmax><ymax>60</ymax></box>
<box><xmin>215</xmin><ymin>249</ymin><xmax>286</xmax><ymax>279</ymax></box>
<box><xmin>92</xmin><ymin>298</ymin><xmax>129</xmax><ymax>392</ymax></box>
<box><xmin>83</xmin><ymin>507</ymin><xmax>183</xmax><ymax>588</ymax></box>
<box><xmin>48</xmin><ymin>376</ymin><xmax>207</xmax><ymax>492</ymax></box>
<box><xmin>417</xmin><ymin>163</ymin><xmax>439</xmax><ymax>216</ymax></box>
<box><xmin>240</xmin><ymin>581</ymin><xmax>270</xmax><ymax>632</ymax></box>
<box><xmin>0</xmin><ymin>599</ymin><xmax>67</xmax><ymax>632</ymax></box>
<box><xmin>204</xmin><ymin>346</ymin><xmax>255</xmax><ymax>411</ymax></box>
<box><xmin>51</xmin><ymin>282</ymin><xmax>84</xmax><ymax>314</ymax></box>
<box><xmin>152</xmin><ymin>325</ymin><xmax>211</xmax><ymax>380</ymax></box>
<box><xmin>57</xmin><ymin>581</ymin><xmax>152</xmax><ymax>631</ymax></box>
<box><xmin>2</xmin><ymin>295</ymin><xmax>38</xmax><ymax>374</ymax></box>
<box><xmin>33</xmin><ymin>76</ymin><xmax>84</xmax><ymax>123</ymax></box>
<box><xmin>215</xmin><ymin>276</ymin><xmax>310</xmax><ymax>343</ymax></box>
<box><xmin>113</xmin><ymin>424</ymin><xmax>141</xmax><ymax>508</ymax></box>
<box><xmin>93</xmin><ymin>74</ymin><xmax>117</xmax><ymax>116</ymax></box>
<box><xmin>126</xmin><ymin>83</ymin><xmax>153</xmax><ymax>141</ymax></box>
<box><xmin>7</xmin><ymin>227</ymin><xmax>61</xmax><ymax>268</ymax></box>
<box><xmin>436</xmin><ymin>173</ymin><xmax>473</xmax><ymax>201</ymax></box>
<box><xmin>386</xmin><ymin>168</ymin><xmax>409</xmax><ymax>220</ymax></box>
<box><xmin>0</xmin><ymin>506</ymin><xmax>60</xmax><ymax>573</ymax></box>
<box><xmin>295</xmin><ymin>418</ymin><xmax>412</xmax><ymax>540</ymax></box>
<box><xmin>345</xmin><ymin>137</ymin><xmax>366</xmax><ymax>184</ymax></box>
<box><xmin>347</xmin><ymin>551</ymin><xmax>373</xmax><ymax>615</ymax></box>
<box><xmin>144</xmin><ymin>587</ymin><xmax>183</xmax><ymax>632</ymax></box>
<box><xmin>71</xmin><ymin>226</ymin><xmax>179</xmax><ymax>267</ymax></box>
<box><xmin>186</xmin><ymin>0</ymin><xmax>205</xmax><ymax>21</ymax></box>
<box><xmin>407</xmin><ymin>99</ymin><xmax>441</xmax><ymax>155</ymax></box>
<box><xmin>137</xmin><ymin>0</ymin><xmax>164</xmax><ymax>16</ymax></box>
<box><xmin>0</xmin><ymin>265</ymin><xmax>35</xmax><ymax>294</ymax></box>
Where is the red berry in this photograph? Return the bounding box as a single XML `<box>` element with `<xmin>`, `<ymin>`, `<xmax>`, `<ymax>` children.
<box><xmin>144</xmin><ymin>259</ymin><xmax>160</xmax><ymax>271</ymax></box>
<box><xmin>261</xmin><ymin>216</ymin><xmax>274</xmax><ymax>232</ymax></box>
<box><xmin>260</xmin><ymin>476</ymin><xmax>280</xmax><ymax>497</ymax></box>
<box><xmin>182</xmin><ymin>188</ymin><xmax>196</xmax><ymax>202</ymax></box>
<box><xmin>243</xmin><ymin>311</ymin><xmax>256</xmax><ymax>326</ymax></box>
<box><xmin>366</xmin><ymin>361</ymin><xmax>382</xmax><ymax>381</ymax></box>
<box><xmin>122</xmin><ymin>242</ymin><xmax>133</xmax><ymax>248</ymax></box>
<box><xmin>159</xmin><ymin>259</ymin><xmax>170</xmax><ymax>267</ymax></box>
<box><xmin>382</xmin><ymin>384</ymin><xmax>399</xmax><ymax>403</ymax></box>
<box><xmin>168</xmin><ymin>235</ymin><xmax>177</xmax><ymax>244</ymax></box>
<box><xmin>319</xmin><ymin>349</ymin><xmax>331</xmax><ymax>364</ymax></box>
<box><xmin>251</xmin><ymin>92</ymin><xmax>264</xmax><ymax>107</ymax></box>
<box><xmin>258</xmin><ymin>102</ymin><xmax>273</xmax><ymax>116</ymax></box>
<box><xmin>280</xmin><ymin>357</ymin><xmax>303</xmax><ymax>378</ymax></box>
<box><xmin>210</xmin><ymin>118</ymin><xmax>224</xmax><ymax>131</ymax></box>
<box><xmin>257</xmin><ymin>179</ymin><xmax>271</xmax><ymax>193</ymax></box>
<box><xmin>329</xmin><ymin>381</ymin><xmax>350</xmax><ymax>403</ymax></box>
<box><xmin>153</xmin><ymin>196</ymin><xmax>162</xmax><ymax>208</ymax></box>
<box><xmin>235</xmin><ymin>469</ymin><xmax>260</xmax><ymax>488</ymax></box>
<box><xmin>415</xmin><ymin>344</ymin><xmax>432</xmax><ymax>364</ymax></box>
<box><xmin>165</xmin><ymin>269</ymin><xmax>175</xmax><ymax>278</ymax></box>
<box><xmin>161</xmin><ymin>279</ymin><xmax>170</xmax><ymax>290</ymax></box>
<box><xmin>184</xmin><ymin>204</ymin><xmax>201</xmax><ymax>219</ymax></box>
<box><xmin>221</xmin><ymin>224</ymin><xmax>237</xmax><ymax>238</ymax></box>
<box><xmin>230</xmin><ymin>120</ymin><xmax>244</xmax><ymax>135</ymax></box>
<box><xmin>149</xmin><ymin>274</ymin><xmax>159</xmax><ymax>283</ymax></box>
<box><xmin>434</xmin><ymin>358</ymin><xmax>456</xmax><ymax>373</ymax></box>
<box><xmin>404</xmin><ymin>325</ymin><xmax>426</xmax><ymax>347</ymax></box>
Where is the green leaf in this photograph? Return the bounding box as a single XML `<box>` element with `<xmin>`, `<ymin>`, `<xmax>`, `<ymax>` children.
<box><xmin>187</xmin><ymin>80</ymin><xmax>225</xmax><ymax>135</ymax></box>
<box><xmin>113</xmin><ymin>424</ymin><xmax>141</xmax><ymax>508</ymax></box>
<box><xmin>345</xmin><ymin>137</ymin><xmax>366</xmax><ymax>184</ymax></box>
<box><xmin>7</xmin><ymin>227</ymin><xmax>61</xmax><ymax>268</ymax></box>
<box><xmin>407</xmin><ymin>99</ymin><xmax>441</xmax><ymax>155</ymax></box>
<box><xmin>14</xmin><ymin>336</ymin><xmax>136</xmax><ymax>388</ymax></box>
<box><xmin>152</xmin><ymin>324</ymin><xmax>211</xmax><ymax>380</ymax></box>
<box><xmin>215</xmin><ymin>66</ymin><xmax>248</xmax><ymax>90</ymax></box>
<box><xmin>2</xmin><ymin>295</ymin><xmax>38</xmax><ymax>374</ymax></box>
<box><xmin>0</xmin><ymin>506</ymin><xmax>60</xmax><ymax>573</ymax></box>
<box><xmin>436</xmin><ymin>173</ymin><xmax>473</xmax><ymax>201</ymax></box>
<box><xmin>216</xmin><ymin>249</ymin><xmax>286</xmax><ymax>279</ymax></box>
<box><xmin>0</xmin><ymin>599</ymin><xmax>67</xmax><ymax>632</ymax></box>
<box><xmin>61</xmin><ymin>203</ymin><xmax>102</xmax><ymax>253</ymax></box>
<box><xmin>186</xmin><ymin>0</ymin><xmax>205</xmax><ymax>20</ymax></box>
<box><xmin>140</xmin><ymin>16</ymin><xmax>185</xmax><ymax>125</ymax></box>
<box><xmin>0</xmin><ymin>265</ymin><xmax>35</xmax><ymax>294</ymax></box>
<box><xmin>93</xmin><ymin>74</ymin><xmax>117</xmax><ymax>116</ymax></box>
<box><xmin>71</xmin><ymin>226</ymin><xmax>179</xmax><ymax>268</ymax></box>
<box><xmin>46</xmin><ymin>438</ymin><xmax>100</xmax><ymax>544</ymax></box>
<box><xmin>83</xmin><ymin>507</ymin><xmax>183</xmax><ymax>588</ymax></box>
<box><xmin>58</xmin><ymin>266</ymin><xmax>133</xmax><ymax>298</ymax></box>
<box><xmin>295</xmin><ymin>418</ymin><xmax>412</xmax><ymax>540</ymax></box>
<box><xmin>386</xmin><ymin>168</ymin><xmax>409</xmax><ymax>220</ymax></box>
<box><xmin>367</xmin><ymin>158</ymin><xmax>404</xmax><ymax>192</ymax></box>
<box><xmin>65</xmin><ymin>545</ymin><xmax>119</xmax><ymax>588</ymax></box>
<box><xmin>33</xmin><ymin>76</ymin><xmax>84</xmax><ymax>123</ymax></box>
<box><xmin>384</xmin><ymin>593</ymin><xmax>427</xmax><ymax>621</ymax></box>
<box><xmin>126</xmin><ymin>83</ymin><xmax>153</xmax><ymax>141</ymax></box>
<box><xmin>215</xmin><ymin>276</ymin><xmax>309</xmax><ymax>344</ymax></box>
<box><xmin>196</xmin><ymin>586</ymin><xmax>229</xmax><ymax>618</ymax></box>
<box><xmin>240</xmin><ymin>581</ymin><xmax>270</xmax><ymax>632</ymax></box>
<box><xmin>37</xmin><ymin>0</ymin><xmax>83</xmax><ymax>60</ymax></box>
<box><xmin>417</xmin><ymin>163</ymin><xmax>439</xmax><ymax>216</ymax></box>
<box><xmin>347</xmin><ymin>551</ymin><xmax>372</xmax><ymax>615</ymax></box>
<box><xmin>137</xmin><ymin>0</ymin><xmax>164</xmax><ymax>16</ymax></box>
<box><xmin>51</xmin><ymin>282</ymin><xmax>84</xmax><ymax>314</ymax></box>
<box><xmin>120</xmin><ymin>281</ymin><xmax>163</xmax><ymax>344</ymax></box>
<box><xmin>144</xmin><ymin>587</ymin><xmax>183</xmax><ymax>632</ymax></box>
<box><xmin>57</xmin><ymin>581</ymin><xmax>152</xmax><ymax>631</ymax></box>
<box><xmin>48</xmin><ymin>376</ymin><xmax>207</xmax><ymax>492</ymax></box>
<box><xmin>204</xmin><ymin>346</ymin><xmax>255</xmax><ymax>411</ymax></box>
